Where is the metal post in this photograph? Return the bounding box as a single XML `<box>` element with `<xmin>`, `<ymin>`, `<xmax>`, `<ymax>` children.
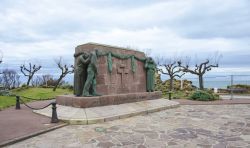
<box><xmin>51</xmin><ymin>102</ymin><xmax>59</xmax><ymax>123</ymax></box>
<box><xmin>16</xmin><ymin>96</ymin><xmax>21</xmax><ymax>110</ymax></box>
<box><xmin>230</xmin><ymin>75</ymin><xmax>233</xmax><ymax>100</ymax></box>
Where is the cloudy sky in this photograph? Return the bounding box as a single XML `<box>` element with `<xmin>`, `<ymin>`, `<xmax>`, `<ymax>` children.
<box><xmin>0</xmin><ymin>0</ymin><xmax>250</xmax><ymax>78</ymax></box>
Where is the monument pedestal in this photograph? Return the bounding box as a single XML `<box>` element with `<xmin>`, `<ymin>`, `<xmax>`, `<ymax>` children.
<box><xmin>34</xmin><ymin>98</ymin><xmax>179</xmax><ymax>125</ymax></box>
<box><xmin>56</xmin><ymin>91</ymin><xmax>162</xmax><ymax>108</ymax></box>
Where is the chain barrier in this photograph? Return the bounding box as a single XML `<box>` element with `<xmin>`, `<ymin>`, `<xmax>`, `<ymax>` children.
<box><xmin>15</xmin><ymin>96</ymin><xmax>59</xmax><ymax>123</ymax></box>
<box><xmin>19</xmin><ymin>98</ymin><xmax>52</xmax><ymax>110</ymax></box>
<box><xmin>20</xmin><ymin>95</ymin><xmax>54</xmax><ymax>101</ymax></box>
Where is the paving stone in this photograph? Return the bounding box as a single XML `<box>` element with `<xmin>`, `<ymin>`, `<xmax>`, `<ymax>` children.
<box><xmin>6</xmin><ymin>104</ymin><xmax>250</xmax><ymax>147</ymax></box>
<box><xmin>130</xmin><ymin>134</ymin><xmax>145</xmax><ymax>144</ymax></box>
<box><xmin>137</xmin><ymin>145</ymin><xmax>146</xmax><ymax>148</ymax></box>
<box><xmin>97</xmin><ymin>141</ymin><xmax>115</xmax><ymax>148</ymax></box>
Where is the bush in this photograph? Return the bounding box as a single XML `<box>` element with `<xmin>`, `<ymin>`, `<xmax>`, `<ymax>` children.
<box><xmin>21</xmin><ymin>84</ymin><xmax>27</xmax><ymax>88</ymax></box>
<box><xmin>40</xmin><ymin>85</ymin><xmax>54</xmax><ymax>88</ymax></box>
<box><xmin>15</xmin><ymin>85</ymin><xmax>29</xmax><ymax>92</ymax></box>
<box><xmin>0</xmin><ymin>90</ymin><xmax>15</xmax><ymax>96</ymax></box>
<box><xmin>189</xmin><ymin>90</ymin><xmax>219</xmax><ymax>101</ymax></box>
<box><xmin>228</xmin><ymin>84</ymin><xmax>250</xmax><ymax>89</ymax></box>
<box><xmin>60</xmin><ymin>84</ymin><xmax>73</xmax><ymax>90</ymax></box>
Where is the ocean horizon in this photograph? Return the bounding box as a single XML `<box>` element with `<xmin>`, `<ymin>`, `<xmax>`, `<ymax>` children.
<box><xmin>11</xmin><ymin>73</ymin><xmax>250</xmax><ymax>89</ymax></box>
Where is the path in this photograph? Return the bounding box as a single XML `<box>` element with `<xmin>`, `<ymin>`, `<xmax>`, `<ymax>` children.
<box><xmin>0</xmin><ymin>100</ymin><xmax>65</xmax><ymax>147</ymax></box>
<box><xmin>5</xmin><ymin>104</ymin><xmax>250</xmax><ymax>147</ymax></box>
<box><xmin>220</xmin><ymin>94</ymin><xmax>250</xmax><ymax>100</ymax></box>
<box><xmin>175</xmin><ymin>98</ymin><xmax>250</xmax><ymax>105</ymax></box>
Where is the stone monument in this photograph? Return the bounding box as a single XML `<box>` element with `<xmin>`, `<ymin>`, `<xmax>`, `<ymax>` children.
<box><xmin>56</xmin><ymin>43</ymin><xmax>162</xmax><ymax>108</ymax></box>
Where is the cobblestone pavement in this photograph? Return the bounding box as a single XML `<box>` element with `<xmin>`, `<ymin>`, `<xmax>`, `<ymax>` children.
<box><xmin>7</xmin><ymin>105</ymin><xmax>250</xmax><ymax>148</ymax></box>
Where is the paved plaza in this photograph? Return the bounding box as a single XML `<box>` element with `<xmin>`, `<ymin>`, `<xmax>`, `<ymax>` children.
<box><xmin>6</xmin><ymin>104</ymin><xmax>250</xmax><ymax>148</ymax></box>
<box><xmin>34</xmin><ymin>99</ymin><xmax>179</xmax><ymax>125</ymax></box>
<box><xmin>0</xmin><ymin>100</ymin><xmax>65</xmax><ymax>146</ymax></box>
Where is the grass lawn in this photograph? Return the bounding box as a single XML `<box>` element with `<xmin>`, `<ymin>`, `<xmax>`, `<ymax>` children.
<box><xmin>0</xmin><ymin>87</ymin><xmax>73</xmax><ymax>110</ymax></box>
<box><xmin>0</xmin><ymin>96</ymin><xmax>16</xmax><ymax>110</ymax></box>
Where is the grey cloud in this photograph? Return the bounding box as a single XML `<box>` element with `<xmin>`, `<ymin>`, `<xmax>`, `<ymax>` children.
<box><xmin>220</xmin><ymin>52</ymin><xmax>250</xmax><ymax>67</ymax></box>
<box><xmin>171</xmin><ymin>0</ymin><xmax>250</xmax><ymax>39</ymax></box>
<box><xmin>0</xmin><ymin>0</ymin><xmax>250</xmax><ymax>75</ymax></box>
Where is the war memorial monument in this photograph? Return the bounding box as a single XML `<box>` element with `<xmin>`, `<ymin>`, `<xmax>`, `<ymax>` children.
<box><xmin>56</xmin><ymin>42</ymin><xmax>162</xmax><ymax>107</ymax></box>
<box><xmin>35</xmin><ymin>43</ymin><xmax>179</xmax><ymax>124</ymax></box>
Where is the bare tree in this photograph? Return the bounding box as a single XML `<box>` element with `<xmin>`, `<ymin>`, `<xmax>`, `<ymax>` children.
<box><xmin>13</xmin><ymin>74</ymin><xmax>21</xmax><ymax>88</ymax></box>
<box><xmin>0</xmin><ymin>50</ymin><xmax>3</xmax><ymax>74</ymax></box>
<box><xmin>1</xmin><ymin>69</ymin><xmax>20</xmax><ymax>89</ymax></box>
<box><xmin>20</xmin><ymin>63</ymin><xmax>42</xmax><ymax>86</ymax></box>
<box><xmin>53</xmin><ymin>57</ymin><xmax>74</xmax><ymax>91</ymax></box>
<box><xmin>0</xmin><ymin>50</ymin><xmax>3</xmax><ymax>64</ymax></box>
<box><xmin>178</xmin><ymin>53</ymin><xmax>222</xmax><ymax>90</ymax></box>
<box><xmin>42</xmin><ymin>74</ymin><xmax>53</xmax><ymax>86</ymax></box>
<box><xmin>142</xmin><ymin>49</ymin><xmax>152</xmax><ymax>57</ymax></box>
<box><xmin>156</xmin><ymin>57</ymin><xmax>184</xmax><ymax>91</ymax></box>
<box><xmin>31</xmin><ymin>76</ymin><xmax>43</xmax><ymax>87</ymax></box>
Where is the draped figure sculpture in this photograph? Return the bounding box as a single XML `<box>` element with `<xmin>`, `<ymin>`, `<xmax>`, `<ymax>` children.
<box><xmin>145</xmin><ymin>57</ymin><xmax>156</xmax><ymax>92</ymax></box>
<box><xmin>74</xmin><ymin>50</ymin><xmax>101</xmax><ymax>97</ymax></box>
<box><xmin>82</xmin><ymin>51</ymin><xmax>101</xmax><ymax>96</ymax></box>
<box><xmin>74</xmin><ymin>48</ymin><xmax>157</xmax><ymax>96</ymax></box>
<box><xmin>74</xmin><ymin>52</ymin><xmax>90</xmax><ymax>96</ymax></box>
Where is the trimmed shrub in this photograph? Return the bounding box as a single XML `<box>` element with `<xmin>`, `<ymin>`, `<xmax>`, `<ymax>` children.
<box><xmin>15</xmin><ymin>86</ymin><xmax>29</xmax><ymax>92</ymax></box>
<box><xmin>189</xmin><ymin>90</ymin><xmax>219</xmax><ymax>101</ymax></box>
<box><xmin>60</xmin><ymin>84</ymin><xmax>73</xmax><ymax>90</ymax></box>
<box><xmin>0</xmin><ymin>90</ymin><xmax>15</xmax><ymax>96</ymax></box>
<box><xmin>21</xmin><ymin>84</ymin><xmax>27</xmax><ymax>88</ymax></box>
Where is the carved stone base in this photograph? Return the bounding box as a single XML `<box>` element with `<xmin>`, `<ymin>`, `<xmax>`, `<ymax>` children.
<box><xmin>56</xmin><ymin>91</ymin><xmax>162</xmax><ymax>108</ymax></box>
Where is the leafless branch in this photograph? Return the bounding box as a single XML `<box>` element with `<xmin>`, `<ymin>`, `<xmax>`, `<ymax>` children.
<box><xmin>178</xmin><ymin>53</ymin><xmax>221</xmax><ymax>89</ymax></box>
<box><xmin>20</xmin><ymin>62</ymin><xmax>42</xmax><ymax>86</ymax></box>
<box><xmin>53</xmin><ymin>57</ymin><xmax>74</xmax><ymax>91</ymax></box>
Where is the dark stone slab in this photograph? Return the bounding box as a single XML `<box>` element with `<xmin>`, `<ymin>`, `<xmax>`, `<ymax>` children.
<box><xmin>99</xmin><ymin>95</ymin><xmax>114</xmax><ymax>106</ymax></box>
<box><xmin>56</xmin><ymin>91</ymin><xmax>162</xmax><ymax>108</ymax></box>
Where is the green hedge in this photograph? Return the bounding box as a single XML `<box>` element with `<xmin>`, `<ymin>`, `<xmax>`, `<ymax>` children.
<box><xmin>189</xmin><ymin>90</ymin><xmax>219</xmax><ymax>101</ymax></box>
<box><xmin>0</xmin><ymin>90</ymin><xmax>15</xmax><ymax>96</ymax></box>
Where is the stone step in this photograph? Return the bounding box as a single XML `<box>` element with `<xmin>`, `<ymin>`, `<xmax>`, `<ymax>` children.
<box><xmin>56</xmin><ymin>91</ymin><xmax>162</xmax><ymax>108</ymax></box>
<box><xmin>34</xmin><ymin>99</ymin><xmax>179</xmax><ymax>125</ymax></box>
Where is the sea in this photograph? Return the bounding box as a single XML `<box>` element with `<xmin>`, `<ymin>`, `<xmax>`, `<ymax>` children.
<box><xmin>1</xmin><ymin>55</ymin><xmax>250</xmax><ymax>89</ymax></box>
<box><xmin>161</xmin><ymin>74</ymin><xmax>250</xmax><ymax>89</ymax></box>
<box><xmin>1</xmin><ymin>63</ymin><xmax>250</xmax><ymax>89</ymax></box>
<box><xmin>13</xmin><ymin>73</ymin><xmax>250</xmax><ymax>89</ymax></box>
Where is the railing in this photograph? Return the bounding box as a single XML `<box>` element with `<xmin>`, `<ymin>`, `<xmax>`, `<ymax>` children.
<box><xmin>15</xmin><ymin>96</ymin><xmax>59</xmax><ymax>123</ymax></box>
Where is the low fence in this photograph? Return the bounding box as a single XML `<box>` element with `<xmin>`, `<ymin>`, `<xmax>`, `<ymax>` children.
<box><xmin>182</xmin><ymin>75</ymin><xmax>250</xmax><ymax>99</ymax></box>
<box><xmin>227</xmin><ymin>75</ymin><xmax>250</xmax><ymax>100</ymax></box>
<box><xmin>15</xmin><ymin>96</ymin><xmax>59</xmax><ymax>123</ymax></box>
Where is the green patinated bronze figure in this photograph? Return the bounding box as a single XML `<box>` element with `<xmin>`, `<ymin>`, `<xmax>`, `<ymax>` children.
<box><xmin>145</xmin><ymin>57</ymin><xmax>156</xmax><ymax>92</ymax></box>
<box><xmin>74</xmin><ymin>48</ymin><xmax>157</xmax><ymax>96</ymax></box>
<box><xmin>74</xmin><ymin>52</ymin><xmax>90</xmax><ymax>96</ymax></box>
<box><xmin>74</xmin><ymin>51</ymin><xmax>101</xmax><ymax>97</ymax></box>
<box><xmin>82</xmin><ymin>50</ymin><xmax>101</xmax><ymax>97</ymax></box>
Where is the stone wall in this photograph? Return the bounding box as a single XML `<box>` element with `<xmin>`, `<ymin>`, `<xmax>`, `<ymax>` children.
<box><xmin>75</xmin><ymin>42</ymin><xmax>147</xmax><ymax>95</ymax></box>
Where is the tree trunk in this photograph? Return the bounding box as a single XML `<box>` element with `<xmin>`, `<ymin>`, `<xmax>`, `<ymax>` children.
<box><xmin>53</xmin><ymin>77</ymin><xmax>63</xmax><ymax>91</ymax></box>
<box><xmin>198</xmin><ymin>75</ymin><xmax>204</xmax><ymax>90</ymax></box>
<box><xmin>27</xmin><ymin>76</ymin><xmax>32</xmax><ymax>86</ymax></box>
<box><xmin>169</xmin><ymin>77</ymin><xmax>174</xmax><ymax>91</ymax></box>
